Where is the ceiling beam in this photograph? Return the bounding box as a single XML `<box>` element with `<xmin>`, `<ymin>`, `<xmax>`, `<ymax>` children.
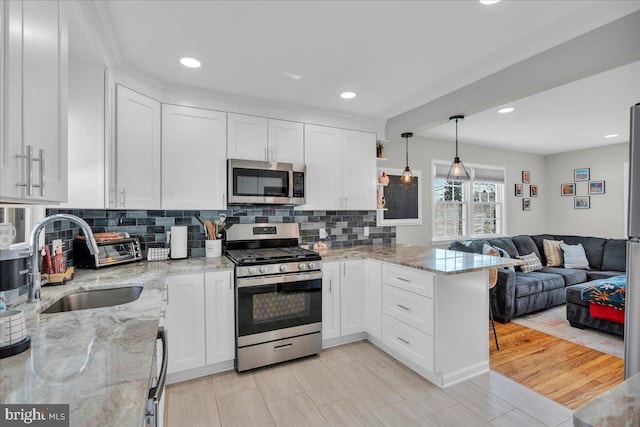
<box><xmin>385</xmin><ymin>10</ymin><xmax>640</xmax><ymax>138</ymax></box>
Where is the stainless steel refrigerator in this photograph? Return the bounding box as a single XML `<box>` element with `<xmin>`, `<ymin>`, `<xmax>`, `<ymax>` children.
<box><xmin>625</xmin><ymin>102</ymin><xmax>640</xmax><ymax>379</ymax></box>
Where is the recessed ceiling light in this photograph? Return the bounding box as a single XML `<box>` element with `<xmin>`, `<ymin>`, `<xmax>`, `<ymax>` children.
<box><xmin>498</xmin><ymin>107</ymin><xmax>515</xmax><ymax>114</ymax></box>
<box><xmin>282</xmin><ymin>71</ymin><xmax>302</xmax><ymax>80</ymax></box>
<box><xmin>479</xmin><ymin>0</ymin><xmax>501</xmax><ymax>4</ymax></box>
<box><xmin>340</xmin><ymin>91</ymin><xmax>357</xmax><ymax>99</ymax></box>
<box><xmin>604</xmin><ymin>134</ymin><xmax>619</xmax><ymax>138</ymax></box>
<box><xmin>180</xmin><ymin>57</ymin><xmax>201</xmax><ymax>68</ymax></box>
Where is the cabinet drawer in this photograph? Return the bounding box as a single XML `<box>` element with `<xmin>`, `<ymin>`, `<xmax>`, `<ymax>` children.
<box><xmin>383</xmin><ymin>264</ymin><xmax>434</xmax><ymax>298</ymax></box>
<box><xmin>383</xmin><ymin>284</ymin><xmax>433</xmax><ymax>335</ymax></box>
<box><xmin>383</xmin><ymin>314</ymin><xmax>434</xmax><ymax>372</ymax></box>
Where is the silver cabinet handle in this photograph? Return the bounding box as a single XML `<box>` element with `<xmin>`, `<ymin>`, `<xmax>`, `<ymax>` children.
<box><xmin>343</xmin><ymin>263</ymin><xmax>346</xmax><ymax>276</ymax></box>
<box><xmin>397</xmin><ymin>304</ymin><xmax>411</xmax><ymax>311</ymax></box>
<box><xmin>397</xmin><ymin>337</ymin><xmax>410</xmax><ymax>345</ymax></box>
<box><xmin>329</xmin><ymin>278</ymin><xmax>332</xmax><ymax>293</ymax></box>
<box><xmin>108</xmin><ymin>188</ymin><xmax>116</xmax><ymax>207</ymax></box>
<box><xmin>264</xmin><ymin>147</ymin><xmax>268</xmax><ymax>161</ymax></box>
<box><xmin>274</xmin><ymin>343</ymin><xmax>293</xmax><ymax>351</ymax></box>
<box><xmin>36</xmin><ymin>149</ymin><xmax>45</xmax><ymax>196</ymax></box>
<box><xmin>16</xmin><ymin>145</ymin><xmax>34</xmax><ymax>196</ymax></box>
<box><xmin>119</xmin><ymin>188</ymin><xmax>126</xmax><ymax>207</ymax></box>
<box><xmin>270</xmin><ymin>146</ymin><xmax>275</xmax><ymax>162</ymax></box>
<box><xmin>396</xmin><ymin>277</ymin><xmax>410</xmax><ymax>283</ymax></box>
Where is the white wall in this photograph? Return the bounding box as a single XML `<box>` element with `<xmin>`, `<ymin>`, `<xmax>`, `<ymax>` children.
<box><xmin>383</xmin><ymin>136</ymin><xmax>547</xmax><ymax>247</ymax></box>
<box><xmin>545</xmin><ymin>142</ymin><xmax>629</xmax><ymax>238</ymax></box>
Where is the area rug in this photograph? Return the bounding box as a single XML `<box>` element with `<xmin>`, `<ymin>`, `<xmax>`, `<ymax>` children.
<box><xmin>512</xmin><ymin>305</ymin><xmax>624</xmax><ymax>358</ymax></box>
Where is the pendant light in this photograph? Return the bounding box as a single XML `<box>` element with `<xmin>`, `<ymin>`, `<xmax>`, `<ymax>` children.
<box><xmin>400</xmin><ymin>132</ymin><xmax>414</xmax><ymax>185</ymax></box>
<box><xmin>446</xmin><ymin>115</ymin><xmax>470</xmax><ymax>182</ymax></box>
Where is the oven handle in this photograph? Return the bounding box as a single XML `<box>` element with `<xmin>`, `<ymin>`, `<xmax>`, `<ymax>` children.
<box><xmin>237</xmin><ymin>271</ymin><xmax>323</xmax><ymax>288</ymax></box>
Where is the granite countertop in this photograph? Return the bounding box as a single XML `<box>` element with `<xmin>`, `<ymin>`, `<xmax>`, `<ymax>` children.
<box><xmin>0</xmin><ymin>257</ymin><xmax>233</xmax><ymax>427</ymax></box>
<box><xmin>573</xmin><ymin>372</ymin><xmax>640</xmax><ymax>426</ymax></box>
<box><xmin>317</xmin><ymin>243</ymin><xmax>521</xmax><ymax>274</ymax></box>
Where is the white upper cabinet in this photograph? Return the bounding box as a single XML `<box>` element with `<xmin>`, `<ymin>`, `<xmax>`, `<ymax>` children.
<box><xmin>304</xmin><ymin>124</ymin><xmax>376</xmax><ymax>210</ymax></box>
<box><xmin>115</xmin><ymin>85</ymin><xmax>161</xmax><ymax>209</ymax></box>
<box><xmin>228</xmin><ymin>113</ymin><xmax>303</xmax><ymax>164</ymax></box>
<box><xmin>1</xmin><ymin>0</ymin><xmax>68</xmax><ymax>203</ymax></box>
<box><xmin>267</xmin><ymin>119</ymin><xmax>304</xmax><ymax>165</ymax></box>
<box><xmin>162</xmin><ymin>105</ymin><xmax>227</xmax><ymax>209</ymax></box>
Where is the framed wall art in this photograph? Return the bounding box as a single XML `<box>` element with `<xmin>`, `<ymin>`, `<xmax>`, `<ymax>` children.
<box><xmin>522</xmin><ymin>171</ymin><xmax>531</xmax><ymax>184</ymax></box>
<box><xmin>588</xmin><ymin>180</ymin><xmax>605</xmax><ymax>194</ymax></box>
<box><xmin>575</xmin><ymin>196</ymin><xmax>590</xmax><ymax>209</ymax></box>
<box><xmin>523</xmin><ymin>198</ymin><xmax>531</xmax><ymax>211</ymax></box>
<box><xmin>515</xmin><ymin>183</ymin><xmax>523</xmax><ymax>197</ymax></box>
<box><xmin>530</xmin><ymin>185</ymin><xmax>538</xmax><ymax>197</ymax></box>
<box><xmin>376</xmin><ymin>168</ymin><xmax>422</xmax><ymax>225</ymax></box>
<box><xmin>561</xmin><ymin>183</ymin><xmax>576</xmax><ymax>196</ymax></box>
<box><xmin>574</xmin><ymin>168</ymin><xmax>590</xmax><ymax>181</ymax></box>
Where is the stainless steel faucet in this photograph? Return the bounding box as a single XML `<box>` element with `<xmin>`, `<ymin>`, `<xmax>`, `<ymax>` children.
<box><xmin>28</xmin><ymin>214</ymin><xmax>98</xmax><ymax>302</ymax></box>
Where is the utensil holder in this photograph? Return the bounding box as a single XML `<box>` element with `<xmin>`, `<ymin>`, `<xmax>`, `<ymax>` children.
<box><xmin>205</xmin><ymin>240</ymin><xmax>222</xmax><ymax>258</ymax></box>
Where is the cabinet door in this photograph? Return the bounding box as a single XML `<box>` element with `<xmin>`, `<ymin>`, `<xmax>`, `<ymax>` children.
<box><xmin>364</xmin><ymin>259</ymin><xmax>382</xmax><ymax>340</ymax></box>
<box><xmin>115</xmin><ymin>85</ymin><xmax>161</xmax><ymax>209</ymax></box>
<box><xmin>268</xmin><ymin>119</ymin><xmax>303</xmax><ymax>165</ymax></box>
<box><xmin>162</xmin><ymin>105</ymin><xmax>227</xmax><ymax>209</ymax></box>
<box><xmin>340</xmin><ymin>259</ymin><xmax>365</xmax><ymax>336</ymax></box>
<box><xmin>304</xmin><ymin>124</ymin><xmax>342</xmax><ymax>210</ymax></box>
<box><xmin>227</xmin><ymin>113</ymin><xmax>268</xmax><ymax>161</ymax></box>
<box><xmin>166</xmin><ymin>273</ymin><xmax>206</xmax><ymax>373</ymax></box>
<box><xmin>321</xmin><ymin>261</ymin><xmax>341</xmax><ymax>340</ymax></box>
<box><xmin>342</xmin><ymin>130</ymin><xmax>376</xmax><ymax>210</ymax></box>
<box><xmin>205</xmin><ymin>270</ymin><xmax>235</xmax><ymax>365</ymax></box>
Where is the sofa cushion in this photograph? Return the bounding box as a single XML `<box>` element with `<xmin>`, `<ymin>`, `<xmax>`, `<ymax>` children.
<box><xmin>560</xmin><ymin>243</ymin><xmax>590</xmax><ymax>269</ymax></box>
<box><xmin>601</xmin><ymin>239</ymin><xmax>627</xmax><ymax>272</ymax></box>
<box><xmin>554</xmin><ymin>235</ymin><xmax>606</xmax><ymax>270</ymax></box>
<box><xmin>566</xmin><ymin>282</ymin><xmax>590</xmax><ymax>307</ymax></box>
<box><xmin>529</xmin><ymin>234</ymin><xmax>556</xmax><ymax>265</ymax></box>
<box><xmin>515</xmin><ymin>274</ymin><xmax>543</xmax><ymax>297</ymax></box>
<box><xmin>524</xmin><ymin>272</ymin><xmax>566</xmax><ymax>292</ymax></box>
<box><xmin>513</xmin><ymin>235</ymin><xmax>542</xmax><ymax>261</ymax></box>
<box><xmin>488</xmin><ymin>237</ymin><xmax>519</xmax><ymax>258</ymax></box>
<box><xmin>449</xmin><ymin>239</ymin><xmax>489</xmax><ymax>254</ymax></box>
<box><xmin>538</xmin><ymin>267</ymin><xmax>588</xmax><ymax>286</ymax></box>
<box><xmin>517</xmin><ymin>252</ymin><xmax>543</xmax><ymax>273</ymax></box>
<box><xmin>586</xmin><ymin>271</ymin><xmax>625</xmax><ymax>281</ymax></box>
<box><xmin>543</xmin><ymin>239</ymin><xmax>564</xmax><ymax>267</ymax></box>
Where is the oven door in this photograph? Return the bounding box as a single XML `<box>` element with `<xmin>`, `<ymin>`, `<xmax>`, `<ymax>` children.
<box><xmin>228</xmin><ymin>159</ymin><xmax>293</xmax><ymax>205</ymax></box>
<box><xmin>236</xmin><ymin>271</ymin><xmax>322</xmax><ymax>347</ymax></box>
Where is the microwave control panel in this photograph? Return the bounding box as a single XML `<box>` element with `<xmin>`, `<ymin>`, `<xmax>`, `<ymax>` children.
<box><xmin>292</xmin><ymin>172</ymin><xmax>305</xmax><ymax>198</ymax></box>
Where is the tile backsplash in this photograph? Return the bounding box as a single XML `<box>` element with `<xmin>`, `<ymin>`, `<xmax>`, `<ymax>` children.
<box><xmin>46</xmin><ymin>207</ymin><xmax>395</xmax><ymax>260</ymax></box>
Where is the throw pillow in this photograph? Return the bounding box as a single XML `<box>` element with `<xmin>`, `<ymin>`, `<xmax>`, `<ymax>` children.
<box><xmin>543</xmin><ymin>239</ymin><xmax>564</xmax><ymax>267</ymax></box>
<box><xmin>516</xmin><ymin>252</ymin><xmax>543</xmax><ymax>273</ymax></box>
<box><xmin>560</xmin><ymin>243</ymin><xmax>590</xmax><ymax>270</ymax></box>
<box><xmin>494</xmin><ymin>246</ymin><xmax>516</xmax><ymax>272</ymax></box>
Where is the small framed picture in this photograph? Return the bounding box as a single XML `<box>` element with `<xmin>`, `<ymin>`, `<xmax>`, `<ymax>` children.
<box><xmin>523</xmin><ymin>198</ymin><xmax>531</xmax><ymax>211</ymax></box>
<box><xmin>515</xmin><ymin>183</ymin><xmax>523</xmax><ymax>197</ymax></box>
<box><xmin>530</xmin><ymin>185</ymin><xmax>538</xmax><ymax>197</ymax></box>
<box><xmin>574</xmin><ymin>168</ymin><xmax>590</xmax><ymax>181</ymax></box>
<box><xmin>561</xmin><ymin>183</ymin><xmax>576</xmax><ymax>196</ymax></box>
<box><xmin>522</xmin><ymin>171</ymin><xmax>531</xmax><ymax>184</ymax></box>
<box><xmin>575</xmin><ymin>196</ymin><xmax>590</xmax><ymax>209</ymax></box>
<box><xmin>588</xmin><ymin>180</ymin><xmax>605</xmax><ymax>194</ymax></box>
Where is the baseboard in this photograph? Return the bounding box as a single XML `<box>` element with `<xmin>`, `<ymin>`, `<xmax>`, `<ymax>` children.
<box><xmin>166</xmin><ymin>360</ymin><xmax>234</xmax><ymax>385</ymax></box>
<box><xmin>322</xmin><ymin>332</ymin><xmax>367</xmax><ymax>349</ymax></box>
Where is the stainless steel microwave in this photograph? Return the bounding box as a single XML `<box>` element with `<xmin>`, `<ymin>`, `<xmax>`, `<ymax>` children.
<box><xmin>227</xmin><ymin>159</ymin><xmax>305</xmax><ymax>205</ymax></box>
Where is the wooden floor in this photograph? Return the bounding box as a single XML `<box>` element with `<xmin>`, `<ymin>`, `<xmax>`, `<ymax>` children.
<box><xmin>490</xmin><ymin>321</ymin><xmax>624</xmax><ymax>410</ymax></box>
<box><xmin>165</xmin><ymin>340</ymin><xmax>574</xmax><ymax>427</ymax></box>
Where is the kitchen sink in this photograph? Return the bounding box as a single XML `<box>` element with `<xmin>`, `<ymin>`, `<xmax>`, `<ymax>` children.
<box><xmin>41</xmin><ymin>286</ymin><xmax>143</xmax><ymax>314</ymax></box>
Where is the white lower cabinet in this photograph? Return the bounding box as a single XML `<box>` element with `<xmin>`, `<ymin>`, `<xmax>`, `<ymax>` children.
<box><xmin>166</xmin><ymin>273</ymin><xmax>206</xmax><ymax>373</ymax></box>
<box><xmin>364</xmin><ymin>259</ymin><xmax>382</xmax><ymax>340</ymax></box>
<box><xmin>340</xmin><ymin>259</ymin><xmax>365</xmax><ymax>336</ymax></box>
<box><xmin>166</xmin><ymin>270</ymin><xmax>234</xmax><ymax>375</ymax></box>
<box><xmin>321</xmin><ymin>261</ymin><xmax>341</xmax><ymax>340</ymax></box>
<box><xmin>204</xmin><ymin>270</ymin><xmax>234</xmax><ymax>365</ymax></box>
<box><xmin>382</xmin><ymin>314</ymin><xmax>434</xmax><ymax>371</ymax></box>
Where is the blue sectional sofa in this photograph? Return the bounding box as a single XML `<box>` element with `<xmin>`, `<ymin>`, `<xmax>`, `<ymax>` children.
<box><xmin>449</xmin><ymin>234</ymin><xmax>627</xmax><ymax>324</ymax></box>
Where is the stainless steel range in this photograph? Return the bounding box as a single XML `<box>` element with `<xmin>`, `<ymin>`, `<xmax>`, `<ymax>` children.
<box><xmin>225</xmin><ymin>223</ymin><xmax>322</xmax><ymax>372</ymax></box>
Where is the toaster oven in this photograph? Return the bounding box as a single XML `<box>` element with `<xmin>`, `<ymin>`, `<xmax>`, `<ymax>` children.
<box><xmin>73</xmin><ymin>237</ymin><xmax>143</xmax><ymax>269</ymax></box>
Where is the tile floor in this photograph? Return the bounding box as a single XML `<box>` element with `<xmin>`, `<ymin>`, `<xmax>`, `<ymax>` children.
<box><xmin>164</xmin><ymin>340</ymin><xmax>574</xmax><ymax>427</ymax></box>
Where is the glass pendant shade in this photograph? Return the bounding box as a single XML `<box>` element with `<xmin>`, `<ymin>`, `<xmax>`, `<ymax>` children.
<box><xmin>446</xmin><ymin>115</ymin><xmax>470</xmax><ymax>182</ymax></box>
<box><xmin>400</xmin><ymin>132</ymin><xmax>414</xmax><ymax>185</ymax></box>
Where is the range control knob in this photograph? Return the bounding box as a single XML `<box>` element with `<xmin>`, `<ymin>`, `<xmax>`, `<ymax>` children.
<box><xmin>259</xmin><ymin>266</ymin><xmax>267</xmax><ymax>274</ymax></box>
<box><xmin>280</xmin><ymin>264</ymin><xmax>288</xmax><ymax>272</ymax></box>
<box><xmin>248</xmin><ymin>267</ymin><xmax>257</xmax><ymax>274</ymax></box>
<box><xmin>298</xmin><ymin>263</ymin><xmax>307</xmax><ymax>270</ymax></box>
<box><xmin>307</xmin><ymin>262</ymin><xmax>316</xmax><ymax>270</ymax></box>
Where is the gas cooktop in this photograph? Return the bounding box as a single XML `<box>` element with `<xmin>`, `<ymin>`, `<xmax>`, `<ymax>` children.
<box><xmin>226</xmin><ymin>247</ymin><xmax>320</xmax><ymax>265</ymax></box>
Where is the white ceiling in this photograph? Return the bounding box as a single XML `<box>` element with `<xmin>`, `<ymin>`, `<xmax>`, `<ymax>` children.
<box><xmin>82</xmin><ymin>0</ymin><xmax>640</xmax><ymax>153</ymax></box>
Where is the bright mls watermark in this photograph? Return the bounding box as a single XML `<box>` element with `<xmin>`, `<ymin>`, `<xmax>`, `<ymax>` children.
<box><xmin>0</xmin><ymin>404</ymin><xmax>69</xmax><ymax>426</ymax></box>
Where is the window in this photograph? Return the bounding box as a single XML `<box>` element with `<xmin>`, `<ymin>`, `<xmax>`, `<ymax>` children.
<box><xmin>432</xmin><ymin>162</ymin><xmax>505</xmax><ymax>242</ymax></box>
<box><xmin>0</xmin><ymin>205</ymin><xmax>44</xmax><ymax>248</ymax></box>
